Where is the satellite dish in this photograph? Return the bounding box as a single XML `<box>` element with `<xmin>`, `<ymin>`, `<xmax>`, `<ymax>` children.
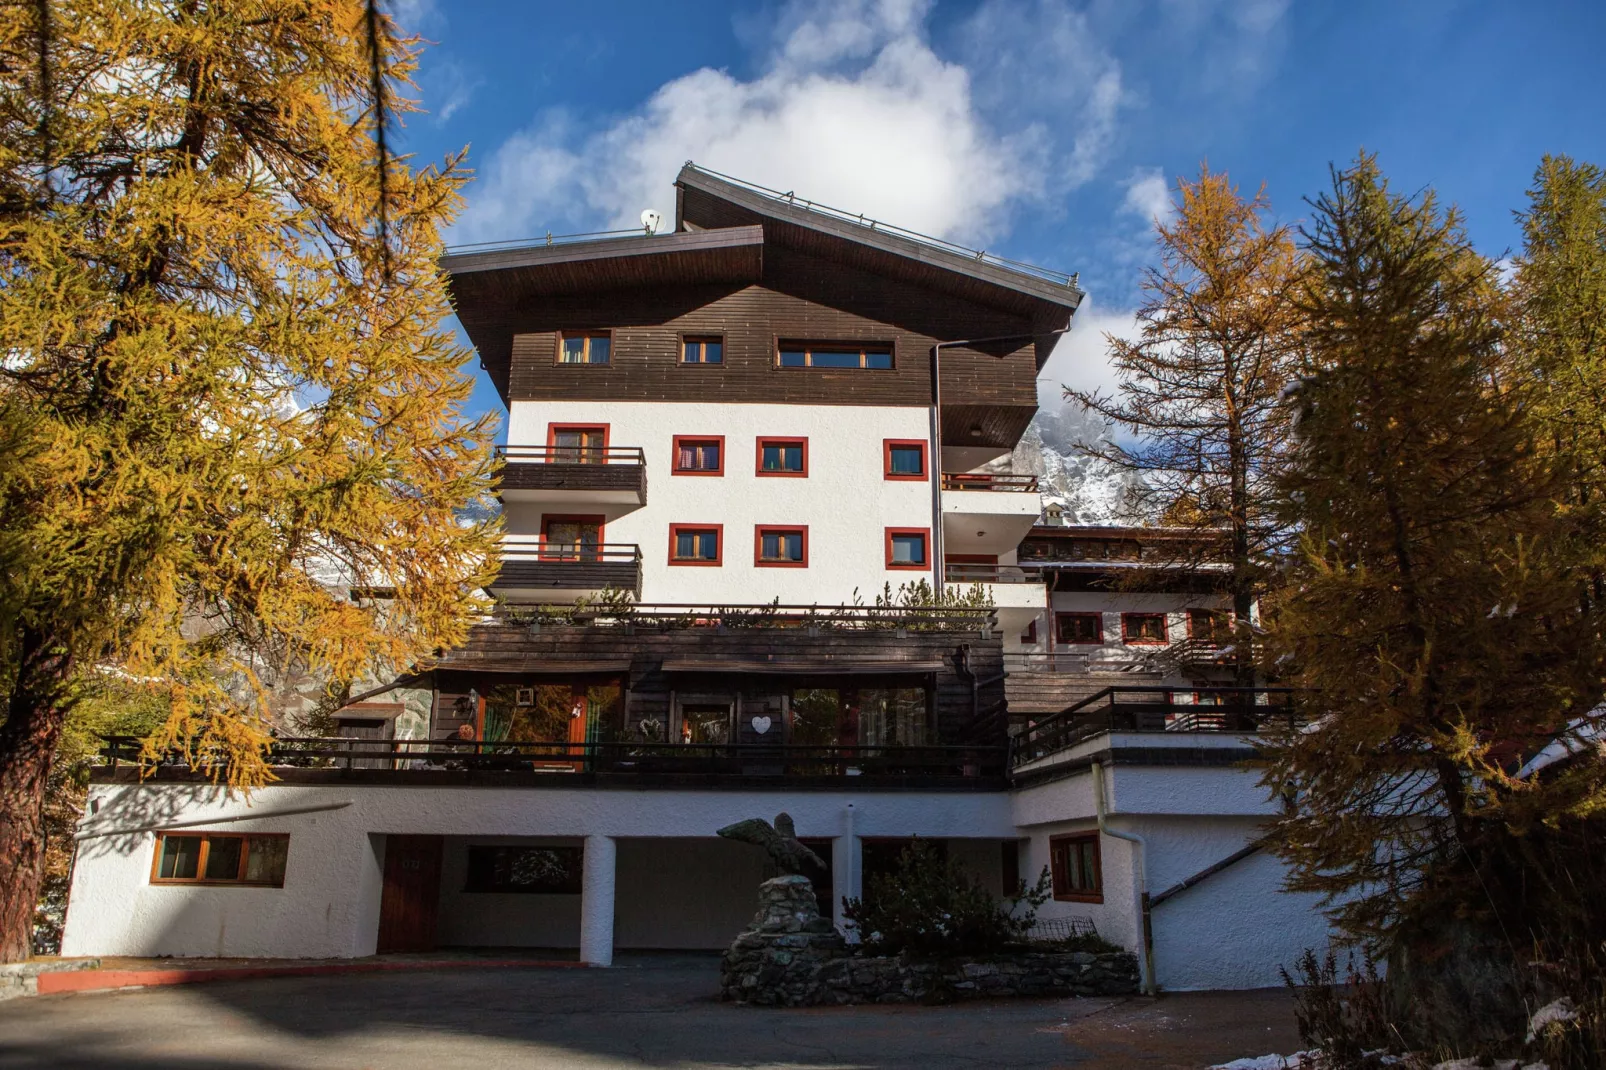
<box><xmin>640</xmin><ymin>208</ymin><xmax>663</xmax><ymax>235</ymax></box>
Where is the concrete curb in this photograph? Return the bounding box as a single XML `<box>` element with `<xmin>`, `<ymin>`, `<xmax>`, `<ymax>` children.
<box><xmin>32</xmin><ymin>958</ymin><xmax>589</xmax><ymax>997</ymax></box>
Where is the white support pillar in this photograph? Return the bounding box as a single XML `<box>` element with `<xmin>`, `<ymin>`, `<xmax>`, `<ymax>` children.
<box><xmin>831</xmin><ymin>803</ymin><xmax>860</xmax><ymax>938</ymax></box>
<box><xmin>580</xmin><ymin>834</ymin><xmax>616</xmax><ymax>967</ymax></box>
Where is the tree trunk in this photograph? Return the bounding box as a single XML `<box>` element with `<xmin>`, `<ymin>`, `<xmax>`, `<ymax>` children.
<box><xmin>0</xmin><ymin>628</ymin><xmax>74</xmax><ymax>962</ymax></box>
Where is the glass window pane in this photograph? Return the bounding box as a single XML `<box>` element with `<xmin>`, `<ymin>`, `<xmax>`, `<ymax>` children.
<box><xmin>782</xmin><ymin>445</ymin><xmax>802</xmax><ymax>470</ymax></box>
<box><xmin>561</xmin><ymin>337</ymin><xmax>586</xmax><ymax>363</ymax></box>
<box><xmin>891</xmin><ymin>534</ymin><xmax>925</xmax><ymax>564</ymax></box>
<box><xmin>704</xmin><ymin>341</ymin><xmax>722</xmax><ymax>363</ymax></box>
<box><xmin>865</xmin><ymin>350</ymin><xmax>892</xmax><ymax>369</ymax></box>
<box><xmin>675</xmin><ymin>532</ymin><xmax>695</xmax><ymax>558</ymax></box>
<box><xmin>159</xmin><ymin>835</ymin><xmax>201</xmax><ymax>879</ymax></box>
<box><xmin>779</xmin><ymin>349</ymin><xmax>806</xmax><ymax>367</ymax></box>
<box><xmin>762</xmin><ymin>445</ymin><xmax>782</xmax><ymax>471</ymax></box>
<box><xmin>761</xmin><ymin>533</ymin><xmax>780</xmax><ymax>559</ymax></box>
<box><xmin>782</xmin><ymin>533</ymin><xmax>802</xmax><ymax>560</ymax></box>
<box><xmin>889</xmin><ymin>446</ymin><xmax>923</xmax><ymax>475</ymax></box>
<box><xmin>809</xmin><ymin>349</ymin><xmax>860</xmax><ymax>368</ymax></box>
<box><xmin>587</xmin><ymin>336</ymin><xmax>610</xmax><ymax>363</ymax></box>
<box><xmin>682</xmin><ymin>341</ymin><xmax>700</xmax><ymax>362</ymax></box>
<box><xmin>244</xmin><ymin>837</ymin><xmax>289</xmax><ymax>885</ymax></box>
<box><xmin>698</xmin><ymin>533</ymin><xmax>717</xmax><ymax>559</ymax></box>
<box><xmin>204</xmin><ymin>836</ymin><xmax>243</xmax><ymax>881</ymax></box>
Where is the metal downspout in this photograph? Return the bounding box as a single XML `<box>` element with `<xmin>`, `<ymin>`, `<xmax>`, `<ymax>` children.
<box><xmin>1092</xmin><ymin>761</ymin><xmax>1155</xmax><ymax>994</ymax></box>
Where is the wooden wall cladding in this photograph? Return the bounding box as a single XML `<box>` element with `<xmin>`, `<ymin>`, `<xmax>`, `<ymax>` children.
<box><xmin>502</xmin><ymin>246</ymin><xmax>1041</xmax><ymax>416</ymax></box>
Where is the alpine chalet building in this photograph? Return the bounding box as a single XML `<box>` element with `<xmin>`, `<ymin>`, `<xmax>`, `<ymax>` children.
<box><xmin>61</xmin><ymin>166</ymin><xmax>1331</xmax><ymax>991</ymax></box>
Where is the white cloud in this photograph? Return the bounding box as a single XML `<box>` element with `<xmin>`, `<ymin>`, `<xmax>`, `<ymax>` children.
<box><xmin>454</xmin><ymin>0</ymin><xmax>1125</xmax><ymax>246</ymax></box>
<box><xmin>1037</xmin><ymin>295</ymin><xmax>1141</xmax><ymax>408</ymax></box>
<box><xmin>1121</xmin><ymin>167</ymin><xmax>1176</xmax><ymax>228</ymax></box>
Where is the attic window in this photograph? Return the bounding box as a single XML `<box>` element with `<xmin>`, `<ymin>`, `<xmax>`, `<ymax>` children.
<box><xmin>777</xmin><ymin>342</ymin><xmax>893</xmax><ymax>370</ymax></box>
<box><xmin>557</xmin><ymin>332</ymin><xmax>611</xmax><ymax>364</ymax></box>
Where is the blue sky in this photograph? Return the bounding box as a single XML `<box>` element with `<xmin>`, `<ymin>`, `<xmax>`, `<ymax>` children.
<box><xmin>389</xmin><ymin>0</ymin><xmax>1606</xmax><ymax>434</ymax></box>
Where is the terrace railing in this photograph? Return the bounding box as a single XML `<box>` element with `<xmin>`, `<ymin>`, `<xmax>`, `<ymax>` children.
<box><xmin>496</xmin><ymin>445</ymin><xmax>646</xmax><ymax>466</ymax></box>
<box><xmin>944</xmin><ymin>564</ymin><xmax>1045</xmax><ymax>585</ymax></box>
<box><xmin>492</xmin><ymin>602</ymin><xmax>998</xmax><ymax>633</ymax></box>
<box><xmin>99</xmin><ymin>736</ymin><xmax>1008</xmax><ymax>783</ymax></box>
<box><xmin>1010</xmin><ymin>685</ymin><xmax>1301</xmax><ymax>767</ymax></box>
<box><xmin>940</xmin><ymin>473</ymin><xmax>1040</xmax><ymax>492</ymax></box>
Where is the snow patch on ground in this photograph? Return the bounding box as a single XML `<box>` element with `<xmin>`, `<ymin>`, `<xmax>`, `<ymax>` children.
<box><xmin>1211</xmin><ymin>1055</ymin><xmax>1316</xmax><ymax>1070</ymax></box>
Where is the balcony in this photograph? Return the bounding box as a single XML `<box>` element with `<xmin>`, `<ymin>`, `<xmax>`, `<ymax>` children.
<box><xmin>1010</xmin><ymin>686</ymin><xmax>1301</xmax><ymax>772</ymax></box>
<box><xmin>99</xmin><ymin>736</ymin><xmax>1008</xmax><ymax>789</ymax></box>
<box><xmin>488</xmin><ymin>538</ymin><xmax>643</xmax><ymax>603</ymax></box>
<box><xmin>940</xmin><ymin>473</ymin><xmax>1041</xmax><ymax>557</ymax></box>
<box><xmin>496</xmin><ymin>445</ymin><xmax>646</xmax><ymax>508</ymax></box>
<box><xmin>944</xmin><ymin>563</ymin><xmax>1044</xmax><ymax>636</ymax></box>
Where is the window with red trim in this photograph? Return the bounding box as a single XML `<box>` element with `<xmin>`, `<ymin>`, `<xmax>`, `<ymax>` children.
<box><xmin>1122</xmin><ymin>612</ymin><xmax>1169</xmax><ymax>644</ymax></box>
<box><xmin>883</xmin><ymin>439</ymin><xmax>928</xmax><ymax>480</ymax></box>
<box><xmin>672</xmin><ymin>436</ymin><xmax>724</xmax><ymax>475</ymax></box>
<box><xmin>755</xmin><ymin>526</ymin><xmax>808</xmax><ymax>567</ymax></box>
<box><xmin>1049</xmin><ymin>834</ymin><xmax>1102</xmax><ymax>902</ymax></box>
<box><xmin>885</xmin><ymin>528</ymin><xmax>929</xmax><ymax>569</ymax></box>
<box><xmin>1055</xmin><ymin>613</ymin><xmax>1102</xmax><ymax>645</ymax></box>
<box><xmin>541</xmin><ymin>515</ymin><xmax>604</xmax><ymax>561</ymax></box>
<box><xmin>547</xmin><ymin>424</ymin><xmax>608</xmax><ymax>463</ymax></box>
<box><xmin>756</xmin><ymin>437</ymin><xmax>808</xmax><ymax>477</ymax></box>
<box><xmin>668</xmin><ymin>524</ymin><xmax>722</xmax><ymax>566</ymax></box>
<box><xmin>1187</xmin><ymin>608</ymin><xmax>1231</xmax><ymax>642</ymax></box>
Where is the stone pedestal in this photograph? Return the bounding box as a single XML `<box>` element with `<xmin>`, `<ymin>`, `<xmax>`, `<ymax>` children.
<box><xmin>720</xmin><ymin>875</ymin><xmax>845</xmax><ymax>1005</ymax></box>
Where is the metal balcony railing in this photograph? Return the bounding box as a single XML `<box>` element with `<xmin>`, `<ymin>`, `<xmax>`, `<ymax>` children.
<box><xmin>944</xmin><ymin>564</ymin><xmax>1046</xmax><ymax>585</ymax></box>
<box><xmin>1011</xmin><ymin>686</ymin><xmax>1302</xmax><ymax>767</ymax></box>
<box><xmin>941</xmin><ymin>473</ymin><xmax>1040</xmax><ymax>492</ymax></box>
<box><xmin>496</xmin><ymin>445</ymin><xmax>646</xmax><ymax>466</ymax></box>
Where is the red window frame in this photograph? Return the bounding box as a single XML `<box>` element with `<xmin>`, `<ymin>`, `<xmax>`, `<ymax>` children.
<box><xmin>1021</xmin><ymin>619</ymin><xmax>1038</xmax><ymax>644</ymax></box>
<box><xmin>1187</xmin><ymin>608</ymin><xmax>1231</xmax><ymax>642</ymax></box>
<box><xmin>539</xmin><ymin>513</ymin><xmax>606</xmax><ymax>561</ymax></box>
<box><xmin>1049</xmin><ymin>833</ymin><xmax>1103</xmax><ymax>903</ymax></box>
<box><xmin>1055</xmin><ymin>612</ymin><xmax>1103</xmax><ymax>645</ymax></box>
<box><xmin>671</xmin><ymin>435</ymin><xmax>725</xmax><ymax>476</ymax></box>
<box><xmin>1121</xmin><ymin>612</ymin><xmax>1170</xmax><ymax>645</ymax></box>
<box><xmin>755</xmin><ymin>437</ymin><xmax>809</xmax><ymax>478</ymax></box>
<box><xmin>754</xmin><ymin>525</ymin><xmax>809</xmax><ymax>568</ymax></box>
<box><xmin>883</xmin><ymin>439</ymin><xmax>928</xmax><ymax>481</ymax></box>
<box><xmin>885</xmin><ymin>527</ymin><xmax>931</xmax><ymax>570</ymax></box>
<box><xmin>546</xmin><ymin>422</ymin><xmax>610</xmax><ymax>455</ymax></box>
<box><xmin>668</xmin><ymin>524</ymin><xmax>723</xmax><ymax>567</ymax></box>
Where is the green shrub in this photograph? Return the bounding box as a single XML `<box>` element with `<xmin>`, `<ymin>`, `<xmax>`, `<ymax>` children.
<box><xmin>841</xmin><ymin>839</ymin><xmax>1050</xmax><ymax>958</ymax></box>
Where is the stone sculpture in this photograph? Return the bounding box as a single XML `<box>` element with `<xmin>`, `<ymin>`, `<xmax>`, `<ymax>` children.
<box><xmin>716</xmin><ymin>812</ymin><xmax>828</xmax><ymax>881</ymax></box>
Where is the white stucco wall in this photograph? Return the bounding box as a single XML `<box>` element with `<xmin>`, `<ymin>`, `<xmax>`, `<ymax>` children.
<box><xmin>1012</xmin><ymin>761</ymin><xmax>1337</xmax><ymax>991</ymax></box>
<box><xmin>62</xmin><ymin>782</ymin><xmax>1013</xmax><ymax>960</ymax></box>
<box><xmin>1014</xmin><ymin>590</ymin><xmax>1232</xmax><ymax>662</ymax></box>
<box><xmin>503</xmin><ymin>400</ymin><xmax>940</xmax><ymax>603</ymax></box>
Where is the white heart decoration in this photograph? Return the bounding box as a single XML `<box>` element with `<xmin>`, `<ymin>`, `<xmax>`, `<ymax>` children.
<box><xmin>750</xmin><ymin>715</ymin><xmax>772</xmax><ymax>736</ymax></box>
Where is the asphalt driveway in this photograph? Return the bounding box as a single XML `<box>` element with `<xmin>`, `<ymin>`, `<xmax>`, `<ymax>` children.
<box><xmin>0</xmin><ymin>953</ymin><xmax>1300</xmax><ymax>1069</ymax></box>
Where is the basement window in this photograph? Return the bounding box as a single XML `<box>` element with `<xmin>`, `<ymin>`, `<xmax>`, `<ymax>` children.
<box><xmin>777</xmin><ymin>341</ymin><xmax>893</xmax><ymax>370</ymax></box>
<box><xmin>151</xmin><ymin>833</ymin><xmax>289</xmax><ymax>887</ymax></box>
<box><xmin>1049</xmin><ymin>833</ymin><xmax>1102</xmax><ymax>902</ymax></box>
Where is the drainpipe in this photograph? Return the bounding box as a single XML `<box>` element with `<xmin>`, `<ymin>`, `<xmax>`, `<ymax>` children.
<box><xmin>1092</xmin><ymin>760</ymin><xmax>1154</xmax><ymax>995</ymax></box>
<box><xmin>929</xmin><ymin>328</ymin><xmax>1070</xmax><ymax>596</ymax></box>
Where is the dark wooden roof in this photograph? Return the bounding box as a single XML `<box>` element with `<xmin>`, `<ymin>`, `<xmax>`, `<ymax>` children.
<box><xmin>675</xmin><ymin>166</ymin><xmax>1081</xmax><ymax>328</ymax></box>
<box><xmin>444</xmin><ymin>227</ymin><xmax>765</xmax><ymax>399</ymax></box>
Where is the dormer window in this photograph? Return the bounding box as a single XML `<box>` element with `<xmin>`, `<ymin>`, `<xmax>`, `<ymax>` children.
<box><xmin>777</xmin><ymin>341</ymin><xmax>893</xmax><ymax>370</ymax></box>
<box><xmin>558</xmin><ymin>331</ymin><xmax>611</xmax><ymax>364</ymax></box>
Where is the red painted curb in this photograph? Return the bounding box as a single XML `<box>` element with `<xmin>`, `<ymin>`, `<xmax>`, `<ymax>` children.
<box><xmin>36</xmin><ymin>958</ymin><xmax>588</xmax><ymax>995</ymax></box>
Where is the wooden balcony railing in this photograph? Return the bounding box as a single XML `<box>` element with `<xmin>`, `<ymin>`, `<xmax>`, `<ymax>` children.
<box><xmin>1011</xmin><ymin>686</ymin><xmax>1301</xmax><ymax>768</ymax></box>
<box><xmin>99</xmin><ymin>736</ymin><xmax>1008</xmax><ymax>784</ymax></box>
<box><xmin>490</xmin><ymin>602</ymin><xmax>997</xmax><ymax>631</ymax></box>
<box><xmin>941</xmin><ymin>473</ymin><xmax>1040</xmax><ymax>492</ymax></box>
<box><xmin>491</xmin><ymin>542</ymin><xmax>643</xmax><ymax>595</ymax></box>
